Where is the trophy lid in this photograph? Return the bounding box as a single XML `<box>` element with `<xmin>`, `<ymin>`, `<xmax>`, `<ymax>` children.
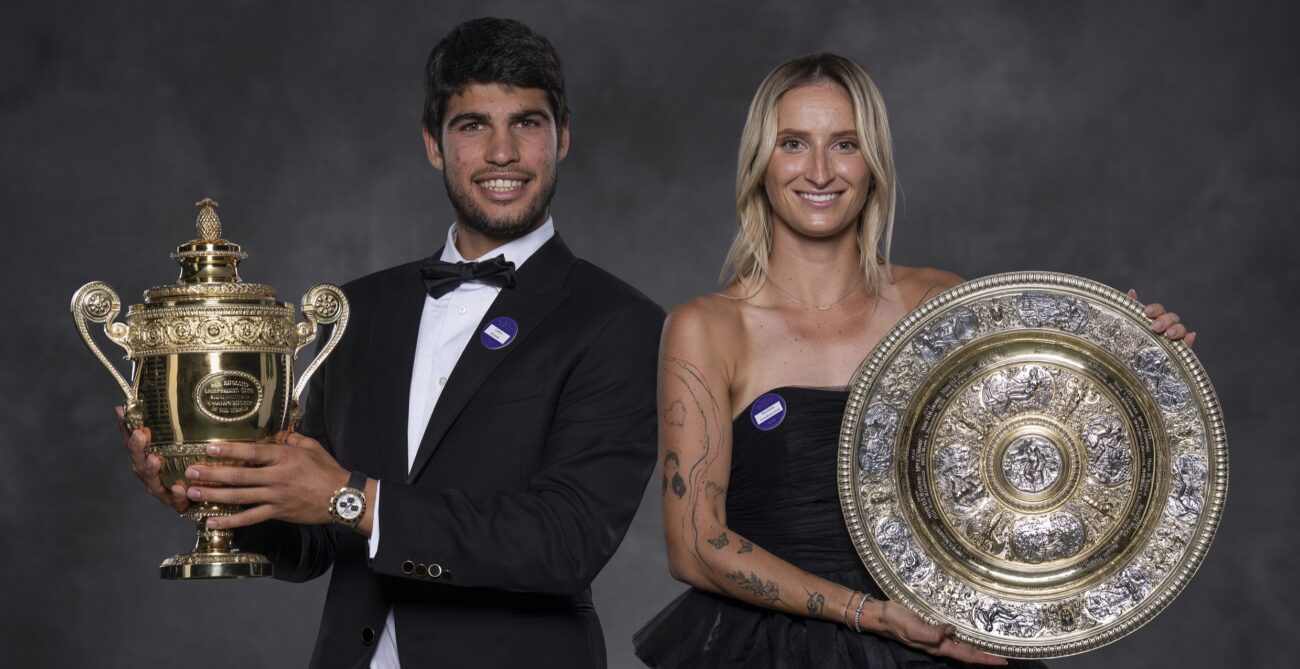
<box><xmin>142</xmin><ymin>198</ymin><xmax>277</xmax><ymax>303</ymax></box>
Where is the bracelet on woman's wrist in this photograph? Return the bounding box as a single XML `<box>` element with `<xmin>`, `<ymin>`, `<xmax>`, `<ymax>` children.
<box><xmin>841</xmin><ymin>592</ymin><xmax>858</xmax><ymax>627</ymax></box>
<box><xmin>851</xmin><ymin>592</ymin><xmax>876</xmax><ymax>633</ymax></box>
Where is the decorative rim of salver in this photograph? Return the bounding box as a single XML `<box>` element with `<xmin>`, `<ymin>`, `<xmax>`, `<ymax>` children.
<box><xmin>836</xmin><ymin>271</ymin><xmax>1227</xmax><ymax>659</ymax></box>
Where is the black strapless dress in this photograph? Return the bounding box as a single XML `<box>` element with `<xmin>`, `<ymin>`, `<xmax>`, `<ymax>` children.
<box><xmin>634</xmin><ymin>387</ymin><xmax>1045</xmax><ymax>668</ymax></box>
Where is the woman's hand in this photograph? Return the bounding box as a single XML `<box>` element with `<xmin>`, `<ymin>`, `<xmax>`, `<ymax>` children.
<box><xmin>875</xmin><ymin>599</ymin><xmax>1008</xmax><ymax>665</ymax></box>
<box><xmin>1128</xmin><ymin>289</ymin><xmax>1196</xmax><ymax>348</ymax></box>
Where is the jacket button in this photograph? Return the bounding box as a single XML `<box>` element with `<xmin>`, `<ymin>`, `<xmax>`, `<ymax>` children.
<box><xmin>361</xmin><ymin>627</ymin><xmax>376</xmax><ymax>645</ymax></box>
<box><xmin>400</xmin><ymin>560</ymin><xmax>415</xmax><ymax>575</ymax></box>
<box><xmin>428</xmin><ymin>563</ymin><xmax>443</xmax><ymax>578</ymax></box>
<box><xmin>414</xmin><ymin>563</ymin><xmax>427</xmax><ymax>577</ymax></box>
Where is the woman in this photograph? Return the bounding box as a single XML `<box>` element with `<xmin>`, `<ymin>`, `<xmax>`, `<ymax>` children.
<box><xmin>634</xmin><ymin>53</ymin><xmax>1192</xmax><ymax>667</ymax></box>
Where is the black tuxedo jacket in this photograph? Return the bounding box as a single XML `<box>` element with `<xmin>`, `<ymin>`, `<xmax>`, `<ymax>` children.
<box><xmin>240</xmin><ymin>235</ymin><xmax>664</xmax><ymax>668</ymax></box>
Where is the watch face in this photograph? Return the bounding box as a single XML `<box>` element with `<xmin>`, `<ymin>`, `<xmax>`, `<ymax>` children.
<box><xmin>335</xmin><ymin>491</ymin><xmax>364</xmax><ymax>520</ymax></box>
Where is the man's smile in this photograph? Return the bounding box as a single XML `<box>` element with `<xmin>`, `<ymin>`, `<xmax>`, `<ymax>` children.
<box><xmin>474</xmin><ymin>173</ymin><xmax>532</xmax><ymax>200</ymax></box>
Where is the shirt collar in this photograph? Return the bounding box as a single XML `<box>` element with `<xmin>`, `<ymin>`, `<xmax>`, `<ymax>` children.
<box><xmin>440</xmin><ymin>217</ymin><xmax>555</xmax><ymax>268</ymax></box>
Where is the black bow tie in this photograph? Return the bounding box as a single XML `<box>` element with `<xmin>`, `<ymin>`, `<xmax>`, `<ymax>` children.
<box><xmin>419</xmin><ymin>254</ymin><xmax>517</xmax><ymax>299</ymax></box>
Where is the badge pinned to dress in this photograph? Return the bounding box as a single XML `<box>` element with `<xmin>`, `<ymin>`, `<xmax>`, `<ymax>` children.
<box><xmin>750</xmin><ymin>393</ymin><xmax>786</xmax><ymax>431</ymax></box>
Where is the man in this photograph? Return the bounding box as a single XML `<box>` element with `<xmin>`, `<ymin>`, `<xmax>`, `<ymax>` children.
<box><xmin>122</xmin><ymin>17</ymin><xmax>663</xmax><ymax>668</ymax></box>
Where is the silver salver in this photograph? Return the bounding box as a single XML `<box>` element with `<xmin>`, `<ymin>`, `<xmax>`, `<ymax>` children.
<box><xmin>837</xmin><ymin>272</ymin><xmax>1227</xmax><ymax>658</ymax></box>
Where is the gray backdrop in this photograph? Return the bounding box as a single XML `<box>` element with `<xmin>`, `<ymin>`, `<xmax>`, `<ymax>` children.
<box><xmin>3</xmin><ymin>1</ymin><xmax>1296</xmax><ymax>667</ymax></box>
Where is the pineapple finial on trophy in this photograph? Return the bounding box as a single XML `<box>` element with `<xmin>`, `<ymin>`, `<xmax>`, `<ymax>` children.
<box><xmin>171</xmin><ymin>197</ymin><xmax>246</xmax><ymax>282</ymax></box>
<box><xmin>195</xmin><ymin>197</ymin><xmax>222</xmax><ymax>242</ymax></box>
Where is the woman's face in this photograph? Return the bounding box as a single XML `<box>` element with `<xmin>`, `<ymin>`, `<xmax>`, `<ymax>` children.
<box><xmin>763</xmin><ymin>82</ymin><xmax>871</xmax><ymax>241</ymax></box>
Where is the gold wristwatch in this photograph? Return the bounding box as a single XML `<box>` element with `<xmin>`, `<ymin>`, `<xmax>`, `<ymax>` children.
<box><xmin>328</xmin><ymin>471</ymin><xmax>368</xmax><ymax>528</ymax></box>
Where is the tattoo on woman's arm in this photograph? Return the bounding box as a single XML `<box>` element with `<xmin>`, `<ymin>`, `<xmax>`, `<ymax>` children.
<box><xmin>707</xmin><ymin>532</ymin><xmax>729</xmax><ymax>549</ymax></box>
<box><xmin>726</xmin><ymin>570</ymin><xmax>780</xmax><ymax>602</ymax></box>
<box><xmin>664</xmin><ymin>356</ymin><xmax>726</xmax><ymax>573</ymax></box>
<box><xmin>662</xmin><ymin>451</ymin><xmax>686</xmax><ymax>499</ymax></box>
<box><xmin>738</xmin><ymin>539</ymin><xmax>753</xmax><ymax>554</ymax></box>
<box><xmin>805</xmin><ymin>588</ymin><xmax>826</xmax><ymax>617</ymax></box>
<box><xmin>664</xmin><ymin>399</ymin><xmax>687</xmax><ymax>427</ymax></box>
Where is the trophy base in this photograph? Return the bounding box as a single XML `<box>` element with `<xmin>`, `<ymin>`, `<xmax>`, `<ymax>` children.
<box><xmin>159</xmin><ymin>552</ymin><xmax>273</xmax><ymax>580</ymax></box>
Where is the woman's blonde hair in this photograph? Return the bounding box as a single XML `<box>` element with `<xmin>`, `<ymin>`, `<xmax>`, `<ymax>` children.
<box><xmin>721</xmin><ymin>53</ymin><xmax>897</xmax><ymax>295</ymax></box>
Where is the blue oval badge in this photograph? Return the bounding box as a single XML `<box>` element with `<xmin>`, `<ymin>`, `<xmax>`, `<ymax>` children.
<box><xmin>749</xmin><ymin>393</ymin><xmax>786</xmax><ymax>431</ymax></box>
<box><xmin>480</xmin><ymin>316</ymin><xmax>518</xmax><ymax>350</ymax></box>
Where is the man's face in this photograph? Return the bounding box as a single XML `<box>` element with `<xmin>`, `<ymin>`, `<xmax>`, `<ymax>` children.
<box><xmin>424</xmin><ymin>83</ymin><xmax>569</xmax><ymax>241</ymax></box>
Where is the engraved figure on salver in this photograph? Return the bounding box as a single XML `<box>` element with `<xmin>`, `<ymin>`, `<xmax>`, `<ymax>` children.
<box><xmin>858</xmin><ymin>403</ymin><xmax>899</xmax><ymax>478</ymax></box>
<box><xmin>1010</xmin><ymin>513</ymin><xmax>1086</xmax><ymax>563</ymax></box>
<box><xmin>1082</xmin><ymin>414</ymin><xmax>1133</xmax><ymax>485</ymax></box>
<box><xmin>879</xmin><ymin>354</ymin><xmax>929</xmax><ymax>407</ymax></box>
<box><xmin>1001</xmin><ymin>435</ymin><xmax>1063</xmax><ymax>493</ymax></box>
<box><xmin>1084</xmin><ymin>566</ymin><xmax>1151</xmax><ymax>623</ymax></box>
<box><xmin>936</xmin><ymin>444</ymin><xmax>985</xmax><ymax>514</ymax></box>
<box><xmin>981</xmin><ymin>365</ymin><xmax>1054</xmax><ymax>416</ymax></box>
<box><xmin>1130</xmin><ymin>346</ymin><xmax>1191</xmax><ymax>411</ymax></box>
<box><xmin>971</xmin><ymin>597</ymin><xmax>1045</xmax><ymax>638</ymax></box>
<box><xmin>962</xmin><ymin>509</ymin><xmax>1015</xmax><ymax>557</ymax></box>
<box><xmin>1166</xmin><ymin>454</ymin><xmax>1208</xmax><ymax>524</ymax></box>
<box><xmin>970</xmin><ymin>295</ymin><xmax>1020</xmax><ymax>332</ymax></box>
<box><xmin>1017</xmin><ymin>293</ymin><xmax>1089</xmax><ymax>332</ymax></box>
<box><xmin>912</xmin><ymin>307</ymin><xmax>978</xmax><ymax>362</ymax></box>
<box><xmin>1045</xmin><ymin>599</ymin><xmax>1084</xmax><ymax>633</ymax></box>
<box><xmin>876</xmin><ymin>516</ymin><xmax>935</xmax><ymax>584</ymax></box>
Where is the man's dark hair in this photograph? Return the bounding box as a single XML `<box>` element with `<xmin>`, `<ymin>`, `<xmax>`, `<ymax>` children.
<box><xmin>422</xmin><ymin>17</ymin><xmax>569</xmax><ymax>137</ymax></box>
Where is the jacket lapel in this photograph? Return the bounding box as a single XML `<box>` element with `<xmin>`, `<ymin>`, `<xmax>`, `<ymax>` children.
<box><xmin>367</xmin><ymin>260</ymin><xmax>428</xmax><ymax>482</ymax></box>
<box><xmin>406</xmin><ymin>235</ymin><xmax>575</xmax><ymax>483</ymax></box>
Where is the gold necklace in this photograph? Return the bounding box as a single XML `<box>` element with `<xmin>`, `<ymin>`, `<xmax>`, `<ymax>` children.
<box><xmin>768</xmin><ymin>276</ymin><xmax>863</xmax><ymax>311</ymax></box>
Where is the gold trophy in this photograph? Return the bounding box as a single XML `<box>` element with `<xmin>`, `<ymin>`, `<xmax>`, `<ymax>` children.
<box><xmin>71</xmin><ymin>198</ymin><xmax>350</xmax><ymax>579</ymax></box>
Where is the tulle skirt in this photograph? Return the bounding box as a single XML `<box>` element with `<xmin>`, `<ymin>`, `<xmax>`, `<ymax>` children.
<box><xmin>633</xmin><ymin>568</ymin><xmax>1047</xmax><ymax>669</ymax></box>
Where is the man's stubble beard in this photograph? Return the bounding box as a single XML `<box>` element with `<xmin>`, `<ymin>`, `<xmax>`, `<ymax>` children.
<box><xmin>444</xmin><ymin>168</ymin><xmax>558</xmax><ymax>240</ymax></box>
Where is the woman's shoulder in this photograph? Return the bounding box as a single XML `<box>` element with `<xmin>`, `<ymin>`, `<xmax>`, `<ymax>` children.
<box><xmin>666</xmin><ymin>291</ymin><xmax>745</xmax><ymax>336</ymax></box>
<box><xmin>665</xmin><ymin>293</ymin><xmax>748</xmax><ymax>387</ymax></box>
<box><xmin>888</xmin><ymin>265</ymin><xmax>965</xmax><ymax>310</ymax></box>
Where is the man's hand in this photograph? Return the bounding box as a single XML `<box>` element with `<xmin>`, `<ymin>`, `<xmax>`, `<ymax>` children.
<box><xmin>118</xmin><ymin>406</ymin><xmax>190</xmax><ymax>513</ymax></box>
<box><xmin>183</xmin><ymin>433</ymin><xmax>352</xmax><ymax>531</ymax></box>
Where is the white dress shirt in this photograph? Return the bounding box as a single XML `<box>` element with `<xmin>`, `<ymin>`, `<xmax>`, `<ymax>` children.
<box><xmin>369</xmin><ymin>218</ymin><xmax>555</xmax><ymax>669</ymax></box>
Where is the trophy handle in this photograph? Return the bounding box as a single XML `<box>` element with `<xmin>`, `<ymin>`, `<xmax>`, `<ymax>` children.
<box><xmin>291</xmin><ymin>283</ymin><xmax>350</xmax><ymax>409</ymax></box>
<box><xmin>71</xmin><ymin>281</ymin><xmax>140</xmax><ymax>427</ymax></box>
